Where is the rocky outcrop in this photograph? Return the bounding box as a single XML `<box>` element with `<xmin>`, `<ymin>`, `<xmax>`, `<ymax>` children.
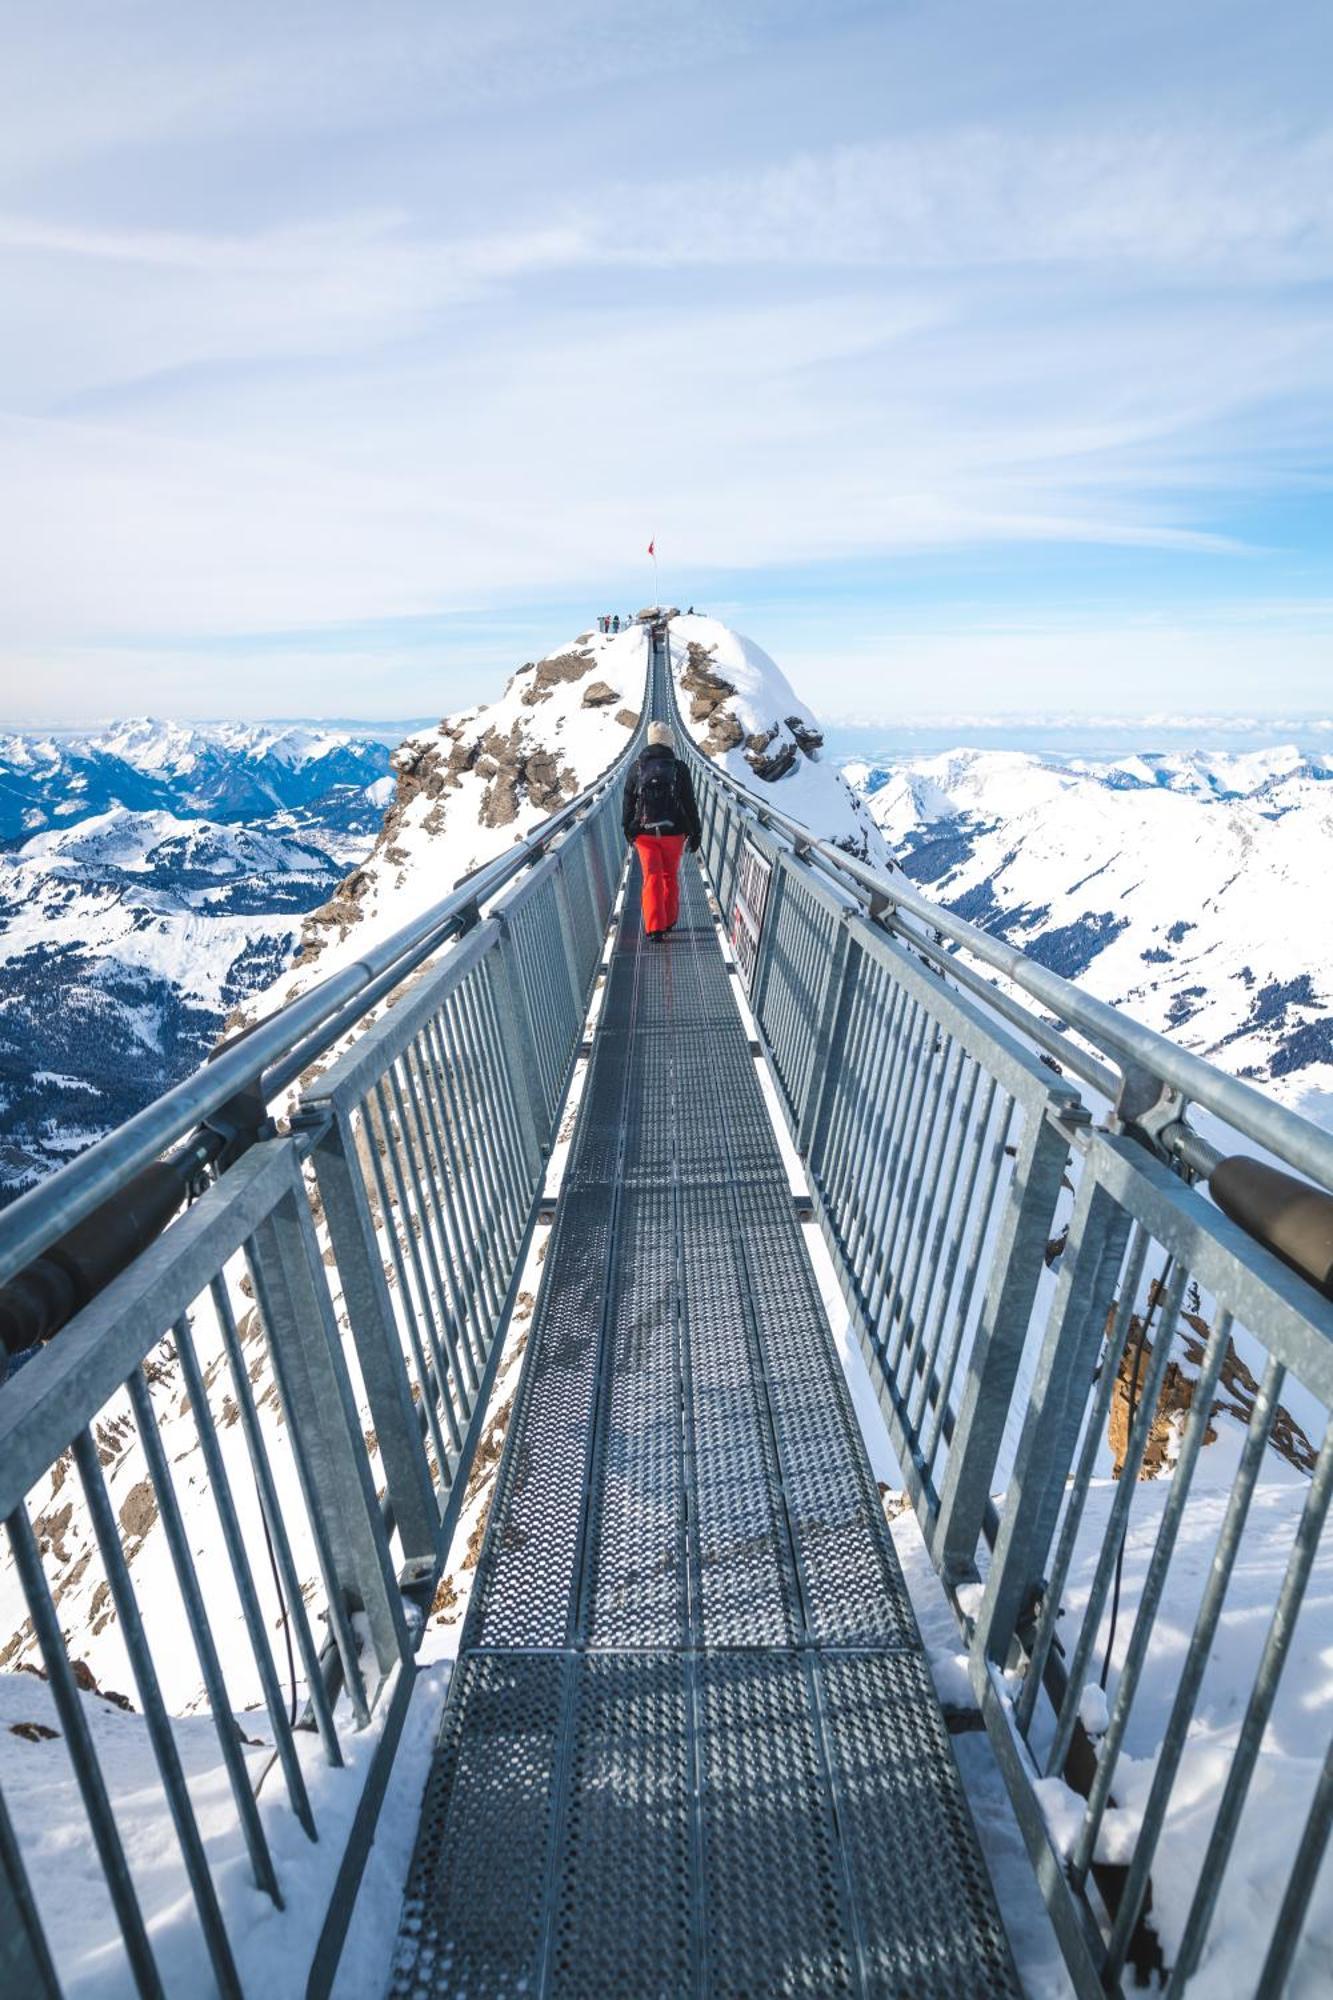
<box><xmin>680</xmin><ymin>642</ymin><xmax>735</xmax><ymax>724</ymax></box>
<box><xmin>1107</xmin><ymin>1288</ymin><xmax>1317</xmax><ymax>1480</ymax></box>
<box><xmin>581</xmin><ymin>681</ymin><xmax>618</xmax><ymax>709</ymax></box>
<box><xmin>520</xmin><ymin>646</ymin><xmax>597</xmax><ymax>707</ymax></box>
<box><xmin>680</xmin><ymin>642</ymin><xmax>748</xmax><ymax>758</ymax></box>
<box><xmin>615</xmin><ymin>708</ymin><xmax>640</xmax><ymax>731</ymax></box>
<box><xmin>744</xmin><ymin>726</ymin><xmax>798</xmax><ymax>783</ymax></box>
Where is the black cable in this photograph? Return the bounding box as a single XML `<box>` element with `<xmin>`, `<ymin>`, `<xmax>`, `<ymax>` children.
<box><xmin>257</xmin><ymin>1473</ymin><xmax>299</xmax><ymax>1730</ymax></box>
<box><xmin>1100</xmin><ymin>1253</ymin><xmax>1174</xmax><ymax>1691</ymax></box>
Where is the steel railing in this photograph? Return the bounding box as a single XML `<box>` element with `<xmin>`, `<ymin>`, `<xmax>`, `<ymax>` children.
<box><xmin>0</xmin><ymin>685</ymin><xmax>642</xmax><ymax>1998</ymax></box>
<box><xmin>667</xmin><ymin>627</ymin><xmax>1333</xmax><ymax>1999</ymax></box>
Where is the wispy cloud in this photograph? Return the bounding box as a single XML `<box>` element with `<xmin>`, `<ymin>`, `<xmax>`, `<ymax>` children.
<box><xmin>0</xmin><ymin>0</ymin><xmax>1329</xmax><ymax>718</ymax></box>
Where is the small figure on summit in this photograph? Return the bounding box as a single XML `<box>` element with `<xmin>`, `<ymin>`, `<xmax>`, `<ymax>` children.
<box><xmin>622</xmin><ymin>721</ymin><xmax>702</xmax><ymax>938</ymax></box>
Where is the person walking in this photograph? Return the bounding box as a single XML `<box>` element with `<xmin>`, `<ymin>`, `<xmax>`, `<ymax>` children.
<box><xmin>622</xmin><ymin>722</ymin><xmax>702</xmax><ymax>937</ymax></box>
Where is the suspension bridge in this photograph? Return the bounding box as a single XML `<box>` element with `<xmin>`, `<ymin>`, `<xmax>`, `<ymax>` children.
<box><xmin>2</xmin><ymin>619</ymin><xmax>1332</xmax><ymax>1998</ymax></box>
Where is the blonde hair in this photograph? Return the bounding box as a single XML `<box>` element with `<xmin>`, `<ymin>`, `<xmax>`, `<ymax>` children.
<box><xmin>647</xmin><ymin>721</ymin><xmax>673</xmax><ymax>748</ymax></box>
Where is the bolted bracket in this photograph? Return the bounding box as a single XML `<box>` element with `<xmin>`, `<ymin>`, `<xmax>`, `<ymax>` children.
<box><xmin>1112</xmin><ymin>1060</ymin><xmax>1187</xmax><ymax>1158</ymax></box>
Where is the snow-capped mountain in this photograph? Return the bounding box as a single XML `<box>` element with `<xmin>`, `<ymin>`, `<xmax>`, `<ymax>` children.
<box><xmin>843</xmin><ymin>745</ymin><xmax>1333</xmax><ymax>1125</ymax></box>
<box><xmin>670</xmin><ymin>615</ymin><xmax>887</xmax><ymax>863</ymax></box>
<box><xmin>0</xmin><ymin>727</ymin><xmax>394</xmax><ymax>1202</ymax></box>
<box><xmin>0</xmin><ymin>719</ymin><xmax>392</xmax><ymax>839</ymax></box>
<box><xmin>262</xmin><ymin>614</ymin><xmax>874</xmax><ymax>1022</ymax></box>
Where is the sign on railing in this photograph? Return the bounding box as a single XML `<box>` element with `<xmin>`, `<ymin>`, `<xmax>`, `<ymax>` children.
<box><xmin>730</xmin><ymin>835</ymin><xmax>772</xmax><ymax>989</ymax></box>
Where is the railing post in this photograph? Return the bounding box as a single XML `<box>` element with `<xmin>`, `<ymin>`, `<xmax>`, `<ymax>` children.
<box><xmin>930</xmin><ymin>1106</ymin><xmax>1077</xmax><ymax>1584</ymax></box>
<box><xmin>249</xmin><ymin>1169</ymin><xmax>411</xmax><ymax>1692</ymax></box>
<box><xmin>0</xmin><ymin>1791</ymin><xmax>59</xmax><ymax>1998</ymax></box>
<box><xmin>304</xmin><ymin>1109</ymin><xmax>440</xmax><ymax>1567</ymax></box>
<box><xmin>971</xmin><ymin>1165</ymin><xmax>1133</xmax><ymax>1665</ymax></box>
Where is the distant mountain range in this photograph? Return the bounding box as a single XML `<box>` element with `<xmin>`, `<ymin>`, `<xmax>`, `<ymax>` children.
<box><xmin>0</xmin><ymin>720</ymin><xmax>394</xmax><ymax>1203</ymax></box>
<box><xmin>0</xmin><ymin>718</ymin><xmax>393</xmax><ymax>840</ymax></box>
<box><xmin>841</xmin><ymin>744</ymin><xmax>1333</xmax><ymax>1124</ymax></box>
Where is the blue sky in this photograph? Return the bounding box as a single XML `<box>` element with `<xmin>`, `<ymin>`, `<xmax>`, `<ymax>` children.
<box><xmin>1</xmin><ymin>0</ymin><xmax>1330</xmax><ymax>724</ymax></box>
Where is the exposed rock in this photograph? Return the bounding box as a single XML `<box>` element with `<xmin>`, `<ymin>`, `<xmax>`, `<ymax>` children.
<box><xmin>521</xmin><ymin>647</ymin><xmax>596</xmax><ymax>707</ymax></box>
<box><xmin>786</xmin><ymin>714</ymin><xmax>824</xmax><ymax>756</ymax></box>
<box><xmin>703</xmin><ymin>711</ymin><xmax>744</xmax><ymax>757</ymax></box>
<box><xmin>615</xmin><ymin>708</ymin><xmax>640</xmax><ymax>731</ymax></box>
<box><xmin>581</xmin><ymin>680</ymin><xmax>618</xmax><ymax>709</ymax></box>
<box><xmin>1107</xmin><ymin>1292</ymin><xmax>1318</xmax><ymax>1480</ymax></box>
<box><xmin>117</xmin><ymin>1479</ymin><xmax>158</xmax><ymax>1542</ymax></box>
<box><xmin>680</xmin><ymin>642</ymin><xmax>736</xmax><ymax>723</ymax></box>
<box><xmin>746</xmin><ymin>736</ymin><xmax>798</xmax><ymax>783</ymax></box>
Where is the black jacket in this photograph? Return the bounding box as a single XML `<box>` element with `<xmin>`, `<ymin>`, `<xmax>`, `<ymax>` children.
<box><xmin>622</xmin><ymin>747</ymin><xmax>702</xmax><ymax>845</ymax></box>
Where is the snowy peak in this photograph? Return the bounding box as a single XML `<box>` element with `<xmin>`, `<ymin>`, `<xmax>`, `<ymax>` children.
<box><xmin>668</xmin><ymin>615</ymin><xmax>886</xmax><ymax>863</ymax></box>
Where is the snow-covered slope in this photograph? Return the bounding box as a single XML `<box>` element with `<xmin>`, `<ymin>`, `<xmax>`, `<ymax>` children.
<box><xmin>0</xmin><ymin>727</ymin><xmax>393</xmax><ymax>1202</ymax></box>
<box><xmin>669</xmin><ymin>616</ymin><xmax>887</xmax><ymax>862</ymax></box>
<box><xmin>845</xmin><ymin>745</ymin><xmax>1333</xmax><ymax>1126</ymax></box>
<box><xmin>262</xmin><ymin>621</ymin><xmax>648</xmax><ymax>1008</ymax></box>
<box><xmin>0</xmin><ymin>808</ymin><xmax>366</xmax><ymax>1199</ymax></box>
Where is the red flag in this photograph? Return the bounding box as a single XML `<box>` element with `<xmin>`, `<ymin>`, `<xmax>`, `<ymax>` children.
<box><xmin>647</xmin><ymin>539</ymin><xmax>655</xmax><ymax>557</ymax></box>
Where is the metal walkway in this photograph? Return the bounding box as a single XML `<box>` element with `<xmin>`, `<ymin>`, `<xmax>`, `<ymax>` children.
<box><xmin>388</xmin><ymin>857</ymin><xmax>1020</xmax><ymax>1997</ymax></box>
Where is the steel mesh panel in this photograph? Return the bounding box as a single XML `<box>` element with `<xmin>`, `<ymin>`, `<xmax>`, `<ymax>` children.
<box><xmin>389</xmin><ymin>1652</ymin><xmax>565</xmax><ymax>2000</ymax></box>
<box><xmin>583</xmin><ymin>1185</ymin><xmax>687</xmax><ymax>1647</ymax></box>
<box><xmin>551</xmin><ymin>1655</ymin><xmax>693</xmax><ymax>1996</ymax></box>
<box><xmin>469</xmin><ymin>1184</ymin><xmax>611</xmax><ymax>1648</ymax></box>
<box><xmin>819</xmin><ymin>1653</ymin><xmax>1022</xmax><ymax>1997</ymax></box>
<box><xmin>679</xmin><ymin>1181</ymin><xmax>801</xmax><ymax>1647</ymax></box>
<box><xmin>698</xmin><ymin>1652</ymin><xmax>856</xmax><ymax>1998</ymax></box>
<box><xmin>732</xmin><ymin>1179</ymin><xmax>917</xmax><ymax>1648</ymax></box>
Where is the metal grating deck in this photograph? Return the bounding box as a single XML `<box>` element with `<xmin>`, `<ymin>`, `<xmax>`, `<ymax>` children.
<box><xmin>389</xmin><ymin>857</ymin><xmax>1021</xmax><ymax>1997</ymax></box>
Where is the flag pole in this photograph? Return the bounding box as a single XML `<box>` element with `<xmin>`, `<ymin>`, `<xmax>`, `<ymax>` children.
<box><xmin>650</xmin><ymin>535</ymin><xmax>659</xmax><ymax>609</ymax></box>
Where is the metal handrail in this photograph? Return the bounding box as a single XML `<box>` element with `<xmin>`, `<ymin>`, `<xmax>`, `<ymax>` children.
<box><xmin>0</xmin><ymin>703</ymin><xmax>644</xmax><ymax>1293</ymax></box>
<box><xmin>666</xmin><ymin>662</ymin><xmax>1333</xmax><ymax>1196</ymax></box>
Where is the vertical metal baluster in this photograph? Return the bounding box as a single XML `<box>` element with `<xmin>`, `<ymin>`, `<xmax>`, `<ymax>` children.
<box><xmin>359</xmin><ymin>1091</ymin><xmax>464</xmax><ymax>1467</ymax></box>
<box><xmin>171</xmin><ymin>1311</ymin><xmax>317</xmax><ymax>1834</ymax></box>
<box><xmin>378</xmin><ymin>1071</ymin><xmax>476</xmax><ymax>1408</ymax></box>
<box><xmin>412</xmin><ymin>1017</ymin><xmax>490</xmax><ymax>1379</ymax></box>
<box><xmin>1015</xmin><ymin>1222</ymin><xmax>1151</xmax><ymax>1735</ymax></box>
<box><xmin>242</xmin><ymin>1233</ymin><xmax>373</xmax><ymax>1724</ymax></box>
<box><xmin>1072</xmin><ymin>1307</ymin><xmax>1236</xmax><ymax>1887</ymax></box>
<box><xmin>817</xmin><ymin>960</ymin><xmax>875</xmax><ymax>1217</ymax></box>
<box><xmin>865</xmin><ymin>1008</ymin><xmax>937</xmax><ymax>1339</ymax></box>
<box><xmin>1104</xmin><ymin>1349</ymin><xmax>1285</xmax><ymax>1982</ymax></box>
<box><xmin>452</xmin><ymin>978</ymin><xmax>519</xmax><ymax>1305</ymax></box>
<box><xmin>1169</xmin><ymin>1424</ymin><xmax>1333</xmax><ymax>1993</ymax></box>
<box><xmin>6</xmin><ymin>1504</ymin><xmax>165</xmax><ymax>2000</ymax></box>
<box><xmin>1256</xmin><ymin>1731</ymin><xmax>1333</xmax><ymax>1998</ymax></box>
<box><xmin>209</xmin><ymin>1272</ymin><xmax>343</xmax><ymax>1763</ymax></box>
<box><xmin>836</xmin><ymin>966</ymin><xmax>903</xmax><ymax>1277</ymax></box>
<box><xmin>391</xmin><ymin>1050</ymin><xmax>470</xmax><ymax>1376</ymax></box>
<box><xmin>71</xmin><ymin>1428</ymin><xmax>246</xmax><ymax>1995</ymax></box>
<box><xmin>855</xmin><ymin>992</ymin><xmax>929</xmax><ymax>1298</ymax></box>
<box><xmin>479</xmin><ymin>954</ymin><xmax>539</xmax><ymax>1224</ymax></box>
<box><xmin>124</xmin><ymin>1365</ymin><xmax>283</xmax><ymax>1901</ymax></box>
<box><xmin>1046</xmin><ymin>1264</ymin><xmax>1190</xmax><ymax>1777</ymax></box>
<box><xmin>464</xmin><ymin>966</ymin><xmax>524</xmax><ymax>1251</ymax></box>
<box><xmin>428</xmin><ymin>1007</ymin><xmax>502</xmax><ymax>1351</ymax></box>
<box><xmin>920</xmin><ymin>1076</ymin><xmax>1003</xmax><ymax>1472</ymax></box>
<box><xmin>906</xmin><ymin>1058</ymin><xmax>982</xmax><ymax>1434</ymax></box>
<box><xmin>0</xmin><ymin>1783</ymin><xmax>59</xmax><ymax>1997</ymax></box>
<box><xmin>882</xmin><ymin>1035</ymin><xmax>961</xmax><ymax>1369</ymax></box>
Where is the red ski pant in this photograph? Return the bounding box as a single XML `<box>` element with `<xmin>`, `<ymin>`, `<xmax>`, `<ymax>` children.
<box><xmin>634</xmin><ymin>833</ymin><xmax>687</xmax><ymax>935</ymax></box>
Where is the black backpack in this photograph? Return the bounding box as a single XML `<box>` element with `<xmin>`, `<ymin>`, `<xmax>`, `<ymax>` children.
<box><xmin>637</xmin><ymin>747</ymin><xmax>679</xmax><ymax>831</ymax></box>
